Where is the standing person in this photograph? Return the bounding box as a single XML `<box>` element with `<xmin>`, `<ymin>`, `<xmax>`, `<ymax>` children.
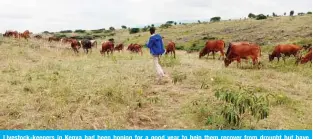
<box><xmin>146</xmin><ymin>27</ymin><xmax>170</xmax><ymax>82</ymax></box>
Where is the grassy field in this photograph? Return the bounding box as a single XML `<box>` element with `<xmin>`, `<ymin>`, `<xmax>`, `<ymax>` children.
<box><xmin>0</xmin><ymin>15</ymin><xmax>312</xmax><ymax>129</ymax></box>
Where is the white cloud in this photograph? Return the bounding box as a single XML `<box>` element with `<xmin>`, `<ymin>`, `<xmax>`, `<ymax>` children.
<box><xmin>0</xmin><ymin>0</ymin><xmax>311</xmax><ymax>33</ymax></box>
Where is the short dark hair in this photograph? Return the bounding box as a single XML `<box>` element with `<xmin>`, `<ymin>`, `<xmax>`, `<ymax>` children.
<box><xmin>149</xmin><ymin>27</ymin><xmax>155</xmax><ymax>34</ymax></box>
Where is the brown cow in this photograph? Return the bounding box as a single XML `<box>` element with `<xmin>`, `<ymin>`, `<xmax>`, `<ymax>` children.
<box><xmin>199</xmin><ymin>40</ymin><xmax>225</xmax><ymax>59</ymax></box>
<box><xmin>224</xmin><ymin>42</ymin><xmax>262</xmax><ymax>68</ymax></box>
<box><xmin>71</xmin><ymin>40</ymin><xmax>81</xmax><ymax>54</ymax></box>
<box><xmin>165</xmin><ymin>41</ymin><xmax>176</xmax><ymax>58</ymax></box>
<box><xmin>17</xmin><ymin>30</ymin><xmax>31</xmax><ymax>40</ymax></box>
<box><xmin>114</xmin><ymin>43</ymin><xmax>124</xmax><ymax>52</ymax></box>
<box><xmin>4</xmin><ymin>30</ymin><xmax>18</xmax><ymax>38</ymax></box>
<box><xmin>48</xmin><ymin>36</ymin><xmax>60</xmax><ymax>42</ymax></box>
<box><xmin>127</xmin><ymin>43</ymin><xmax>143</xmax><ymax>55</ymax></box>
<box><xmin>34</xmin><ymin>35</ymin><xmax>42</xmax><ymax>39</ymax></box>
<box><xmin>100</xmin><ymin>40</ymin><xmax>114</xmax><ymax>56</ymax></box>
<box><xmin>296</xmin><ymin>49</ymin><xmax>312</xmax><ymax>64</ymax></box>
<box><xmin>269</xmin><ymin>44</ymin><xmax>302</xmax><ymax>63</ymax></box>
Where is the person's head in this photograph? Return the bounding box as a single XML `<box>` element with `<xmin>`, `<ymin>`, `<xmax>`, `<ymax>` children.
<box><xmin>149</xmin><ymin>27</ymin><xmax>156</xmax><ymax>35</ymax></box>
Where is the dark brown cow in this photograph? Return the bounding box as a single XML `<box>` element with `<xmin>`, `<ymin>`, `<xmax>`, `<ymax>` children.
<box><xmin>4</xmin><ymin>30</ymin><xmax>18</xmax><ymax>38</ymax></box>
<box><xmin>100</xmin><ymin>40</ymin><xmax>114</xmax><ymax>56</ymax></box>
<box><xmin>199</xmin><ymin>40</ymin><xmax>225</xmax><ymax>59</ymax></box>
<box><xmin>48</xmin><ymin>36</ymin><xmax>60</xmax><ymax>42</ymax></box>
<box><xmin>114</xmin><ymin>43</ymin><xmax>124</xmax><ymax>52</ymax></box>
<box><xmin>269</xmin><ymin>44</ymin><xmax>302</xmax><ymax>63</ymax></box>
<box><xmin>224</xmin><ymin>42</ymin><xmax>262</xmax><ymax>68</ymax></box>
<box><xmin>127</xmin><ymin>43</ymin><xmax>143</xmax><ymax>55</ymax></box>
<box><xmin>34</xmin><ymin>35</ymin><xmax>42</xmax><ymax>39</ymax></box>
<box><xmin>296</xmin><ymin>49</ymin><xmax>312</xmax><ymax>64</ymax></box>
<box><xmin>71</xmin><ymin>40</ymin><xmax>81</xmax><ymax>54</ymax></box>
<box><xmin>165</xmin><ymin>41</ymin><xmax>176</xmax><ymax>58</ymax></box>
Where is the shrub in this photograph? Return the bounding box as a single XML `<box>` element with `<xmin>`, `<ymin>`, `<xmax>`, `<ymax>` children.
<box><xmin>166</xmin><ymin>21</ymin><xmax>174</xmax><ymax>24</ymax></box>
<box><xmin>272</xmin><ymin>12</ymin><xmax>277</xmax><ymax>17</ymax></box>
<box><xmin>298</xmin><ymin>12</ymin><xmax>305</xmax><ymax>16</ymax></box>
<box><xmin>256</xmin><ymin>14</ymin><xmax>267</xmax><ymax>20</ymax></box>
<box><xmin>74</xmin><ymin>29</ymin><xmax>86</xmax><ymax>33</ymax></box>
<box><xmin>290</xmin><ymin>10</ymin><xmax>294</xmax><ymax>16</ymax></box>
<box><xmin>91</xmin><ymin>29</ymin><xmax>104</xmax><ymax>33</ymax></box>
<box><xmin>109</xmin><ymin>27</ymin><xmax>115</xmax><ymax>31</ymax></box>
<box><xmin>55</xmin><ymin>34</ymin><xmax>66</xmax><ymax>39</ymax></box>
<box><xmin>160</xmin><ymin>23</ymin><xmax>172</xmax><ymax>29</ymax></box>
<box><xmin>60</xmin><ymin>30</ymin><xmax>72</xmax><ymax>33</ymax></box>
<box><xmin>121</xmin><ymin>25</ymin><xmax>127</xmax><ymax>29</ymax></box>
<box><xmin>187</xmin><ymin>43</ymin><xmax>203</xmax><ymax>53</ymax></box>
<box><xmin>307</xmin><ymin>11</ymin><xmax>312</xmax><ymax>14</ymax></box>
<box><xmin>129</xmin><ymin>28</ymin><xmax>140</xmax><ymax>34</ymax></box>
<box><xmin>210</xmin><ymin>17</ymin><xmax>221</xmax><ymax>22</ymax></box>
<box><xmin>248</xmin><ymin>13</ymin><xmax>256</xmax><ymax>18</ymax></box>
<box><xmin>213</xmin><ymin>88</ymin><xmax>271</xmax><ymax>128</ymax></box>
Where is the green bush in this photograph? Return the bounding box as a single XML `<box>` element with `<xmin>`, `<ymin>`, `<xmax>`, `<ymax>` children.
<box><xmin>307</xmin><ymin>11</ymin><xmax>312</xmax><ymax>14</ymax></box>
<box><xmin>91</xmin><ymin>29</ymin><xmax>104</xmax><ymax>33</ymax></box>
<box><xmin>74</xmin><ymin>29</ymin><xmax>86</xmax><ymax>33</ymax></box>
<box><xmin>160</xmin><ymin>23</ymin><xmax>172</xmax><ymax>29</ymax></box>
<box><xmin>60</xmin><ymin>30</ymin><xmax>72</xmax><ymax>33</ymax></box>
<box><xmin>129</xmin><ymin>28</ymin><xmax>140</xmax><ymax>34</ymax></box>
<box><xmin>186</xmin><ymin>43</ymin><xmax>203</xmax><ymax>53</ymax></box>
<box><xmin>109</xmin><ymin>27</ymin><xmax>115</xmax><ymax>31</ymax></box>
<box><xmin>256</xmin><ymin>14</ymin><xmax>267</xmax><ymax>20</ymax></box>
<box><xmin>248</xmin><ymin>13</ymin><xmax>256</xmax><ymax>18</ymax></box>
<box><xmin>121</xmin><ymin>25</ymin><xmax>127</xmax><ymax>29</ymax></box>
<box><xmin>55</xmin><ymin>34</ymin><xmax>66</xmax><ymax>39</ymax></box>
<box><xmin>166</xmin><ymin>21</ymin><xmax>174</xmax><ymax>24</ymax></box>
<box><xmin>290</xmin><ymin>10</ymin><xmax>294</xmax><ymax>16</ymax></box>
<box><xmin>213</xmin><ymin>87</ymin><xmax>271</xmax><ymax>128</ymax></box>
<box><xmin>210</xmin><ymin>17</ymin><xmax>221</xmax><ymax>22</ymax></box>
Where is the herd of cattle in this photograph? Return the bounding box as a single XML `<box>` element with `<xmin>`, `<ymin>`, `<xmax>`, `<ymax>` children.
<box><xmin>2</xmin><ymin>30</ymin><xmax>312</xmax><ymax>68</ymax></box>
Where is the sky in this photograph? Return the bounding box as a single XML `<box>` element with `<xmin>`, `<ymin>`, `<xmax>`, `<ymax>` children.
<box><xmin>0</xmin><ymin>0</ymin><xmax>312</xmax><ymax>33</ymax></box>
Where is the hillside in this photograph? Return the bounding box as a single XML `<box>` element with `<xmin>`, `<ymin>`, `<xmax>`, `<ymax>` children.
<box><xmin>49</xmin><ymin>15</ymin><xmax>312</xmax><ymax>50</ymax></box>
<box><xmin>0</xmin><ymin>15</ymin><xmax>311</xmax><ymax>129</ymax></box>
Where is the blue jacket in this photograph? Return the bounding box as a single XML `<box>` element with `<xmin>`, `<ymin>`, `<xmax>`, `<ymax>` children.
<box><xmin>146</xmin><ymin>34</ymin><xmax>165</xmax><ymax>55</ymax></box>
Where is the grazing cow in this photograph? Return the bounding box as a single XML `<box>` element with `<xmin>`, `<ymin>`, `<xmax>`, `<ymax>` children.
<box><xmin>48</xmin><ymin>37</ymin><xmax>60</xmax><ymax>42</ymax></box>
<box><xmin>34</xmin><ymin>35</ymin><xmax>42</xmax><ymax>39</ymax></box>
<box><xmin>100</xmin><ymin>40</ymin><xmax>114</xmax><ymax>56</ymax></box>
<box><xmin>71</xmin><ymin>40</ymin><xmax>81</xmax><ymax>54</ymax></box>
<box><xmin>90</xmin><ymin>40</ymin><xmax>97</xmax><ymax>48</ymax></box>
<box><xmin>127</xmin><ymin>43</ymin><xmax>143</xmax><ymax>55</ymax></box>
<box><xmin>224</xmin><ymin>42</ymin><xmax>262</xmax><ymax>68</ymax></box>
<box><xmin>4</xmin><ymin>30</ymin><xmax>18</xmax><ymax>38</ymax></box>
<box><xmin>165</xmin><ymin>41</ymin><xmax>176</xmax><ymax>58</ymax></box>
<box><xmin>114</xmin><ymin>43</ymin><xmax>124</xmax><ymax>52</ymax></box>
<box><xmin>269</xmin><ymin>44</ymin><xmax>302</xmax><ymax>63</ymax></box>
<box><xmin>81</xmin><ymin>39</ymin><xmax>92</xmax><ymax>54</ymax></box>
<box><xmin>19</xmin><ymin>30</ymin><xmax>31</xmax><ymax>40</ymax></box>
<box><xmin>296</xmin><ymin>49</ymin><xmax>312</xmax><ymax>64</ymax></box>
<box><xmin>199</xmin><ymin>40</ymin><xmax>225</xmax><ymax>59</ymax></box>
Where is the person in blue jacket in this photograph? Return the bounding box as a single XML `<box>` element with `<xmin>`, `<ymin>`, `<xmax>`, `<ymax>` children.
<box><xmin>146</xmin><ymin>27</ymin><xmax>169</xmax><ymax>82</ymax></box>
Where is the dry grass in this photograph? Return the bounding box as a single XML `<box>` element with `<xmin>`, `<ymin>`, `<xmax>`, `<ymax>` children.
<box><xmin>0</xmin><ymin>15</ymin><xmax>311</xmax><ymax>129</ymax></box>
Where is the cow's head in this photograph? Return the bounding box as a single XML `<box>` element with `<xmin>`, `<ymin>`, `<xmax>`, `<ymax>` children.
<box><xmin>268</xmin><ymin>54</ymin><xmax>274</xmax><ymax>62</ymax></box>
<box><xmin>127</xmin><ymin>44</ymin><xmax>133</xmax><ymax>50</ymax></box>
<box><xmin>224</xmin><ymin>58</ymin><xmax>231</xmax><ymax>67</ymax></box>
<box><xmin>199</xmin><ymin>48</ymin><xmax>206</xmax><ymax>59</ymax></box>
